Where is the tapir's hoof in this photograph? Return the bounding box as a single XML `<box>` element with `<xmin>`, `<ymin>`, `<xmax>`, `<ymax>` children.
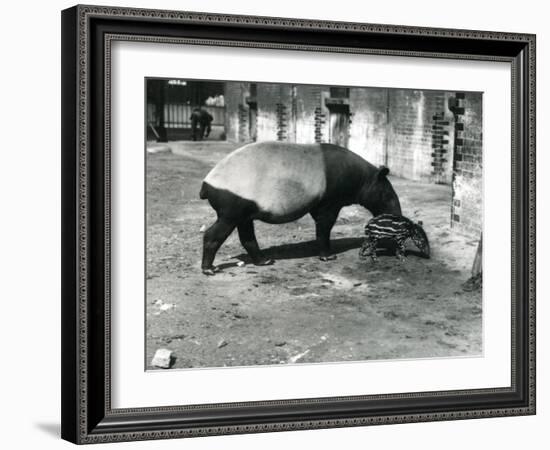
<box><xmin>202</xmin><ymin>266</ymin><xmax>220</xmax><ymax>276</ymax></box>
<box><xmin>319</xmin><ymin>255</ymin><xmax>337</xmax><ymax>262</ymax></box>
<box><xmin>254</xmin><ymin>258</ymin><xmax>275</xmax><ymax>266</ymax></box>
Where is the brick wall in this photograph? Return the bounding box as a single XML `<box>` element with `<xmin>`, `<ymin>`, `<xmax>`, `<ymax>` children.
<box><xmin>225</xmin><ymin>83</ymin><xmax>480</xmax><ymax>189</ymax></box>
<box><xmin>345</xmin><ymin>89</ymin><xmax>454</xmax><ymax>182</ymax></box>
<box><xmin>384</xmin><ymin>90</ymin><xmax>453</xmax><ymax>181</ymax></box>
<box><xmin>386</xmin><ymin>90</ymin><xmax>424</xmax><ymax>180</ymax></box>
<box><xmin>450</xmin><ymin>92</ymin><xmax>483</xmax><ymax>236</ymax></box>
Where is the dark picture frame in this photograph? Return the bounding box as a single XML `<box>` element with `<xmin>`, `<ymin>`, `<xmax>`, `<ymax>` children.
<box><xmin>61</xmin><ymin>4</ymin><xmax>536</xmax><ymax>444</ymax></box>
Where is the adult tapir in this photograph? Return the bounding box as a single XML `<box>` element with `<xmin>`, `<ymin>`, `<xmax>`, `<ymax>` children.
<box><xmin>199</xmin><ymin>141</ymin><xmax>401</xmax><ymax>275</ymax></box>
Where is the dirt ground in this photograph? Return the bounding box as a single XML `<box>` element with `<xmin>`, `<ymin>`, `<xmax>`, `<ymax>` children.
<box><xmin>146</xmin><ymin>141</ymin><xmax>482</xmax><ymax>370</ymax></box>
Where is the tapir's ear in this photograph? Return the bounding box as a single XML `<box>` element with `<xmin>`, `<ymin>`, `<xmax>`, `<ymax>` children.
<box><xmin>417</xmin><ymin>220</ymin><xmax>423</xmax><ymax>226</ymax></box>
<box><xmin>378</xmin><ymin>166</ymin><xmax>390</xmax><ymax>179</ymax></box>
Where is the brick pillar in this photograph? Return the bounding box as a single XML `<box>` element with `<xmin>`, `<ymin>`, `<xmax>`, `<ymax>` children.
<box><xmin>276</xmin><ymin>103</ymin><xmax>288</xmax><ymax>141</ymax></box>
<box><xmin>153</xmin><ymin>79</ymin><xmax>167</xmax><ymax>142</ymax></box>
<box><xmin>450</xmin><ymin>92</ymin><xmax>483</xmax><ymax>235</ymax></box>
<box><xmin>314</xmin><ymin>107</ymin><xmax>326</xmax><ymax>143</ymax></box>
<box><xmin>431</xmin><ymin>112</ymin><xmax>451</xmax><ymax>184</ymax></box>
<box><xmin>238</xmin><ymin>103</ymin><xmax>250</xmax><ymax>142</ymax></box>
<box><xmin>450</xmin><ymin>92</ymin><xmax>465</xmax><ymax>227</ymax></box>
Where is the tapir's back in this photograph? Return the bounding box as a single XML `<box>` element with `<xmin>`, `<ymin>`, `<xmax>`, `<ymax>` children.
<box><xmin>364</xmin><ymin>214</ymin><xmax>413</xmax><ymax>240</ymax></box>
<box><xmin>203</xmin><ymin>142</ymin><xmax>327</xmax><ymax>219</ymax></box>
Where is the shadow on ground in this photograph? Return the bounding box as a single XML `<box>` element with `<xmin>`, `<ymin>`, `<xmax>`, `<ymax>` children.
<box><xmin>233</xmin><ymin>237</ymin><xmax>364</xmax><ymax>263</ymax></box>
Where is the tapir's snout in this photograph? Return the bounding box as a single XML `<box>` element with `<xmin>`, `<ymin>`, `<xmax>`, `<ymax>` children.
<box><xmin>385</xmin><ymin>196</ymin><xmax>402</xmax><ymax>216</ymax></box>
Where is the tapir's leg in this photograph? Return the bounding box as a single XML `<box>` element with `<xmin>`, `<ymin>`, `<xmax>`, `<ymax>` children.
<box><xmin>237</xmin><ymin>220</ymin><xmax>274</xmax><ymax>266</ymax></box>
<box><xmin>368</xmin><ymin>239</ymin><xmax>379</xmax><ymax>263</ymax></box>
<box><xmin>201</xmin><ymin>218</ymin><xmax>236</xmax><ymax>275</ymax></box>
<box><xmin>395</xmin><ymin>238</ymin><xmax>407</xmax><ymax>262</ymax></box>
<box><xmin>359</xmin><ymin>236</ymin><xmax>376</xmax><ymax>260</ymax></box>
<box><xmin>311</xmin><ymin>206</ymin><xmax>341</xmax><ymax>261</ymax></box>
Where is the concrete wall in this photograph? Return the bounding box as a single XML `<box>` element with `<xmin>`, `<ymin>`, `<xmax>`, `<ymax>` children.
<box><xmin>224</xmin><ymin>82</ymin><xmax>251</xmax><ymax>143</ymax></box>
<box><xmin>348</xmin><ymin>87</ymin><xmax>388</xmax><ymax>167</ymax></box>
<box><xmin>253</xmin><ymin>84</ymin><xmax>331</xmax><ymax>143</ymax></box>
<box><xmin>295</xmin><ymin>85</ymin><xmax>325</xmax><ymax>143</ymax></box>
<box><xmin>256</xmin><ymin>83</ymin><xmax>296</xmax><ymax>141</ymax></box>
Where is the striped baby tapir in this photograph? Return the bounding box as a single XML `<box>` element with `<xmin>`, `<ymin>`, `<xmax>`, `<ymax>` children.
<box><xmin>359</xmin><ymin>214</ymin><xmax>430</xmax><ymax>262</ymax></box>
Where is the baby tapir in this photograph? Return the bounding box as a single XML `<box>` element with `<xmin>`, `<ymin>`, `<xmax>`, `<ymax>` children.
<box><xmin>359</xmin><ymin>214</ymin><xmax>430</xmax><ymax>262</ymax></box>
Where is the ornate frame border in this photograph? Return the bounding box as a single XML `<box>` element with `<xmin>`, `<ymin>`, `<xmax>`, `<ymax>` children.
<box><xmin>61</xmin><ymin>4</ymin><xmax>536</xmax><ymax>444</ymax></box>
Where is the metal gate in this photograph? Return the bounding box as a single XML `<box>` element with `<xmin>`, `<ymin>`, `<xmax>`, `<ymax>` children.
<box><xmin>147</xmin><ymin>104</ymin><xmax>225</xmax><ymax>129</ymax></box>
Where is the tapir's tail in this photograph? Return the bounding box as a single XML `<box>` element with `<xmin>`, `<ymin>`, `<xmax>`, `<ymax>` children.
<box><xmin>199</xmin><ymin>182</ymin><xmax>209</xmax><ymax>199</ymax></box>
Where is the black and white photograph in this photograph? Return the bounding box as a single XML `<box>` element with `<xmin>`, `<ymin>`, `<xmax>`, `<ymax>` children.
<box><xmin>145</xmin><ymin>78</ymin><xmax>484</xmax><ymax>370</ymax></box>
<box><xmin>0</xmin><ymin>0</ymin><xmax>543</xmax><ymax>446</ymax></box>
